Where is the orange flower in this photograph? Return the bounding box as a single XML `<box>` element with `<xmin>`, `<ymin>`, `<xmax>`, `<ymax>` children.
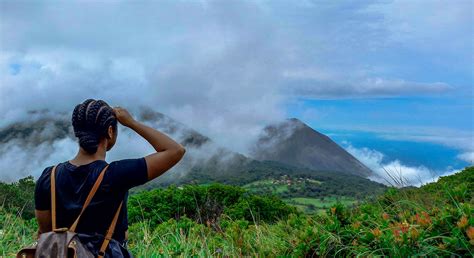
<box><xmin>400</xmin><ymin>221</ymin><xmax>410</xmax><ymax>233</ymax></box>
<box><xmin>414</xmin><ymin>212</ymin><xmax>431</xmax><ymax>227</ymax></box>
<box><xmin>467</xmin><ymin>226</ymin><xmax>474</xmax><ymax>240</ymax></box>
<box><xmin>382</xmin><ymin>213</ymin><xmax>390</xmax><ymax>220</ymax></box>
<box><xmin>330</xmin><ymin>207</ymin><xmax>336</xmax><ymax>215</ymax></box>
<box><xmin>352</xmin><ymin>221</ymin><xmax>361</xmax><ymax>229</ymax></box>
<box><xmin>393</xmin><ymin>229</ymin><xmax>402</xmax><ymax>243</ymax></box>
<box><xmin>438</xmin><ymin>243</ymin><xmax>446</xmax><ymax>250</ymax></box>
<box><xmin>457</xmin><ymin>216</ymin><xmax>468</xmax><ymax>229</ymax></box>
<box><xmin>391</xmin><ymin>221</ymin><xmax>411</xmax><ymax>243</ymax></box>
<box><xmin>371</xmin><ymin>228</ymin><xmax>382</xmax><ymax>239</ymax></box>
<box><xmin>392</xmin><ymin>228</ymin><xmax>400</xmax><ymax>237</ymax></box>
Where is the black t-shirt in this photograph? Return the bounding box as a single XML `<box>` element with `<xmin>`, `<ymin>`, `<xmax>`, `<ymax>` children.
<box><xmin>34</xmin><ymin>158</ymin><xmax>148</xmax><ymax>244</ymax></box>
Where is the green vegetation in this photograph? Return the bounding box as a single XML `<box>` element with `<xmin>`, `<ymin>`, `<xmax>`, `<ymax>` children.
<box><xmin>285</xmin><ymin>196</ymin><xmax>356</xmax><ymax>214</ymax></box>
<box><xmin>243</xmin><ymin>175</ymin><xmax>368</xmax><ymax>214</ymax></box>
<box><xmin>0</xmin><ymin>176</ymin><xmax>35</xmax><ymax>219</ymax></box>
<box><xmin>146</xmin><ymin>159</ymin><xmax>387</xmax><ymax>199</ymax></box>
<box><xmin>244</xmin><ymin>179</ymin><xmax>291</xmax><ymax>194</ymax></box>
<box><xmin>128</xmin><ymin>184</ymin><xmax>297</xmax><ymax>227</ymax></box>
<box><xmin>138</xmin><ymin>158</ymin><xmax>387</xmax><ymax>220</ymax></box>
<box><xmin>1</xmin><ymin>167</ymin><xmax>473</xmax><ymax>257</ymax></box>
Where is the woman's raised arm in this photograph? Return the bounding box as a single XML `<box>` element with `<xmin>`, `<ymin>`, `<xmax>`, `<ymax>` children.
<box><xmin>113</xmin><ymin>107</ymin><xmax>186</xmax><ymax>181</ymax></box>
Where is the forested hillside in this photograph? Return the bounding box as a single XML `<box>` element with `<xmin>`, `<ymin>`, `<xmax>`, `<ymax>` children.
<box><xmin>146</xmin><ymin>159</ymin><xmax>386</xmax><ymax>214</ymax></box>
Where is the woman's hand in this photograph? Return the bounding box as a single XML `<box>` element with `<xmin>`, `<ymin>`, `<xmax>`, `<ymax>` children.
<box><xmin>113</xmin><ymin>107</ymin><xmax>136</xmax><ymax>127</ymax></box>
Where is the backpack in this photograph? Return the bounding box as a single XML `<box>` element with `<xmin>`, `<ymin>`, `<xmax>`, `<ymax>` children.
<box><xmin>17</xmin><ymin>164</ymin><xmax>124</xmax><ymax>258</ymax></box>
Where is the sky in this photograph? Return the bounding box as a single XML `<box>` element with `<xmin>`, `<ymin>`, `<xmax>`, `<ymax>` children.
<box><xmin>0</xmin><ymin>0</ymin><xmax>473</xmax><ymax>184</ymax></box>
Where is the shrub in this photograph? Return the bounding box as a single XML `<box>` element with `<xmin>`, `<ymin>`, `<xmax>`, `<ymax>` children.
<box><xmin>0</xmin><ymin>176</ymin><xmax>35</xmax><ymax>219</ymax></box>
<box><xmin>128</xmin><ymin>183</ymin><xmax>298</xmax><ymax>228</ymax></box>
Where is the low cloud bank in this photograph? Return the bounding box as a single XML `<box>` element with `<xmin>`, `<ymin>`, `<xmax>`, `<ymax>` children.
<box><xmin>457</xmin><ymin>152</ymin><xmax>474</xmax><ymax>165</ymax></box>
<box><xmin>342</xmin><ymin>142</ymin><xmax>461</xmax><ymax>187</ymax></box>
<box><xmin>0</xmin><ymin>112</ymin><xmax>229</xmax><ymax>182</ymax></box>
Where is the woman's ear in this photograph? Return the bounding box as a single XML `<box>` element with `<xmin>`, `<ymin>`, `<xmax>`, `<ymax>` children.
<box><xmin>106</xmin><ymin>125</ymin><xmax>117</xmax><ymax>151</ymax></box>
<box><xmin>107</xmin><ymin>125</ymin><xmax>114</xmax><ymax>139</ymax></box>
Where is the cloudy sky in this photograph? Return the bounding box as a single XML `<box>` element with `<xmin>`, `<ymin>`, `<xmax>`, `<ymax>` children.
<box><xmin>1</xmin><ymin>0</ymin><xmax>473</xmax><ymax>183</ymax></box>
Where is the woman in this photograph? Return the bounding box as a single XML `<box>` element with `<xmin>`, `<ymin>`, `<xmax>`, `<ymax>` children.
<box><xmin>34</xmin><ymin>99</ymin><xmax>186</xmax><ymax>257</ymax></box>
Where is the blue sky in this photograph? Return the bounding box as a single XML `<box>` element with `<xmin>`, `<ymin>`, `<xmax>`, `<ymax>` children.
<box><xmin>0</xmin><ymin>0</ymin><xmax>472</xmax><ymax>183</ymax></box>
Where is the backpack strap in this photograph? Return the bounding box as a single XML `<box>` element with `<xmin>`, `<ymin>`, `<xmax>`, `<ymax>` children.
<box><xmin>70</xmin><ymin>164</ymin><xmax>109</xmax><ymax>232</ymax></box>
<box><xmin>98</xmin><ymin>201</ymin><xmax>123</xmax><ymax>258</ymax></box>
<box><xmin>50</xmin><ymin>165</ymin><xmax>59</xmax><ymax>230</ymax></box>
<box><xmin>51</xmin><ymin>162</ymin><xmax>122</xmax><ymax>257</ymax></box>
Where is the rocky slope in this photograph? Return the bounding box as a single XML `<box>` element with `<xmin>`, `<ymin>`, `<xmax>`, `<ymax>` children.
<box><xmin>250</xmin><ymin>118</ymin><xmax>373</xmax><ymax>177</ymax></box>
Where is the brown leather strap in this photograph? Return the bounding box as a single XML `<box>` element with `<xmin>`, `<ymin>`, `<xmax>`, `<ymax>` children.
<box><xmin>98</xmin><ymin>201</ymin><xmax>123</xmax><ymax>258</ymax></box>
<box><xmin>50</xmin><ymin>165</ymin><xmax>59</xmax><ymax>230</ymax></box>
<box><xmin>70</xmin><ymin>164</ymin><xmax>109</xmax><ymax>232</ymax></box>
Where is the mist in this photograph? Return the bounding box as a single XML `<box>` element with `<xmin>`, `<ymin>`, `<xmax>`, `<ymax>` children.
<box><xmin>0</xmin><ymin>108</ymin><xmax>238</xmax><ymax>182</ymax></box>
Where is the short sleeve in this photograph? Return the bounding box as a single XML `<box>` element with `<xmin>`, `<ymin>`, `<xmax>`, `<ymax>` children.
<box><xmin>35</xmin><ymin>166</ymin><xmax>53</xmax><ymax>210</ymax></box>
<box><xmin>107</xmin><ymin>157</ymin><xmax>148</xmax><ymax>190</ymax></box>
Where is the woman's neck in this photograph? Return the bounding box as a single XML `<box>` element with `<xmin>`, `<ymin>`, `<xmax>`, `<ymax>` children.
<box><xmin>69</xmin><ymin>144</ymin><xmax>107</xmax><ymax>166</ymax></box>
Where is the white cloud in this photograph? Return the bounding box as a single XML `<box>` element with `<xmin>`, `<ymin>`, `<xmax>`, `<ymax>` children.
<box><xmin>323</xmin><ymin>124</ymin><xmax>474</xmax><ymax>154</ymax></box>
<box><xmin>343</xmin><ymin>143</ymin><xmax>461</xmax><ymax>187</ymax></box>
<box><xmin>283</xmin><ymin>69</ymin><xmax>452</xmax><ymax>98</ymax></box>
<box><xmin>0</xmin><ymin>137</ymin><xmax>77</xmax><ymax>182</ymax></box>
<box><xmin>372</xmin><ymin>0</ymin><xmax>473</xmax><ymax>54</ymax></box>
<box><xmin>457</xmin><ymin>152</ymin><xmax>474</xmax><ymax>165</ymax></box>
<box><xmin>0</xmin><ymin>1</ymin><xmax>289</xmax><ymax>154</ymax></box>
<box><xmin>380</xmin><ymin>134</ymin><xmax>474</xmax><ymax>153</ymax></box>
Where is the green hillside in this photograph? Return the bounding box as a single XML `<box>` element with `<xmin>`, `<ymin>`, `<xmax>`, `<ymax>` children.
<box><xmin>1</xmin><ymin>167</ymin><xmax>473</xmax><ymax>257</ymax></box>
<box><xmin>142</xmin><ymin>159</ymin><xmax>387</xmax><ymax>213</ymax></box>
<box><xmin>243</xmin><ymin>175</ymin><xmax>359</xmax><ymax>214</ymax></box>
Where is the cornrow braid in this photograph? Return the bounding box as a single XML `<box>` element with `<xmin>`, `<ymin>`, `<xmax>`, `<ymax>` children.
<box><xmin>72</xmin><ymin>99</ymin><xmax>94</xmax><ymax>131</ymax></box>
<box><xmin>71</xmin><ymin>99</ymin><xmax>117</xmax><ymax>154</ymax></box>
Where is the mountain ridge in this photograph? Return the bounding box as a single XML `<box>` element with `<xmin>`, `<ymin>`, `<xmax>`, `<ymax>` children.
<box><xmin>250</xmin><ymin>118</ymin><xmax>374</xmax><ymax>177</ymax></box>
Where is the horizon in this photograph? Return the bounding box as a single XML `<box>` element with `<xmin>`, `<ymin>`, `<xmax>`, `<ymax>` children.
<box><xmin>1</xmin><ymin>0</ymin><xmax>473</xmax><ymax>184</ymax></box>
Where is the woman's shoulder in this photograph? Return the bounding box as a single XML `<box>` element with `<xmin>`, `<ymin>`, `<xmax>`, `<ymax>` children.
<box><xmin>35</xmin><ymin>164</ymin><xmax>56</xmax><ymax>196</ymax></box>
<box><xmin>36</xmin><ymin>162</ymin><xmax>67</xmax><ymax>184</ymax></box>
<box><xmin>108</xmin><ymin>157</ymin><xmax>147</xmax><ymax>177</ymax></box>
<box><xmin>38</xmin><ymin>165</ymin><xmax>54</xmax><ymax>180</ymax></box>
<box><xmin>105</xmin><ymin>157</ymin><xmax>148</xmax><ymax>189</ymax></box>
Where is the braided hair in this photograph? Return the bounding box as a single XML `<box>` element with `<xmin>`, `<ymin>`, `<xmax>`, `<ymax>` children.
<box><xmin>71</xmin><ymin>99</ymin><xmax>118</xmax><ymax>154</ymax></box>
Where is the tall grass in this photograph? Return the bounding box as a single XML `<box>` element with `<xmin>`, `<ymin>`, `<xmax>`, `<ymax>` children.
<box><xmin>0</xmin><ymin>207</ymin><xmax>36</xmax><ymax>256</ymax></box>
